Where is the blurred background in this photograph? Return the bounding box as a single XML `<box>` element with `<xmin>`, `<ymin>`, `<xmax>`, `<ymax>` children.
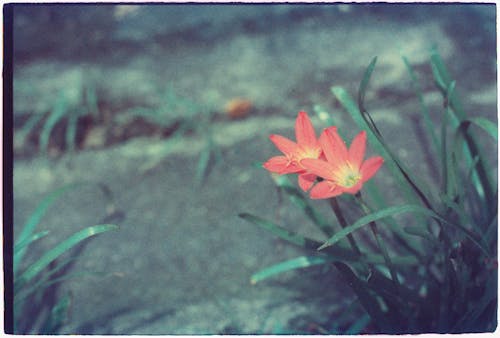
<box><xmin>11</xmin><ymin>3</ymin><xmax>496</xmax><ymax>334</ymax></box>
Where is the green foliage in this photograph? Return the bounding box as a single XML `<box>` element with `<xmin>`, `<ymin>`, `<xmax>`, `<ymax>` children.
<box><xmin>117</xmin><ymin>85</ymin><xmax>222</xmax><ymax>185</ymax></box>
<box><xmin>14</xmin><ymin>183</ymin><xmax>118</xmax><ymax>334</ymax></box>
<box><xmin>242</xmin><ymin>49</ymin><xmax>497</xmax><ymax>333</ymax></box>
<box><xmin>17</xmin><ymin>76</ymin><xmax>99</xmax><ymax>154</ymax></box>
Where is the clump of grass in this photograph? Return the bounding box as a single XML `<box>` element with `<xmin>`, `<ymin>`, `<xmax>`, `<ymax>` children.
<box><xmin>13</xmin><ymin>182</ymin><xmax>119</xmax><ymax>334</ymax></box>
<box><xmin>15</xmin><ymin>74</ymin><xmax>99</xmax><ymax>155</ymax></box>
<box><xmin>241</xmin><ymin>49</ymin><xmax>497</xmax><ymax>334</ymax></box>
<box><xmin>116</xmin><ymin>84</ymin><xmax>222</xmax><ymax>185</ymax></box>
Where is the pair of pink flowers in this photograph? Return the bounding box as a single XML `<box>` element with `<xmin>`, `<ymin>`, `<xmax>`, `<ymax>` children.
<box><xmin>263</xmin><ymin>111</ymin><xmax>384</xmax><ymax>199</ymax></box>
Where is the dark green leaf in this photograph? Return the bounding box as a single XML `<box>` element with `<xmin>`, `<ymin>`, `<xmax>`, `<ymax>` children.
<box><xmin>466</xmin><ymin>117</ymin><xmax>497</xmax><ymax>141</ymax></box>
<box><xmin>358</xmin><ymin>56</ymin><xmax>378</xmax><ymax>115</ymax></box>
<box><xmin>40</xmin><ymin>293</ymin><xmax>71</xmax><ymax>334</ymax></box>
<box><xmin>318</xmin><ymin>204</ymin><xmax>490</xmax><ymax>257</ymax></box>
<box><xmin>402</xmin><ymin>55</ymin><xmax>440</xmax><ymax>156</ymax></box>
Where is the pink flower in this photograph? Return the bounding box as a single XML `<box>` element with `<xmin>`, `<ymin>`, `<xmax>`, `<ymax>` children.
<box><xmin>301</xmin><ymin>127</ymin><xmax>383</xmax><ymax>199</ymax></box>
<box><xmin>263</xmin><ymin>111</ymin><xmax>324</xmax><ymax>191</ymax></box>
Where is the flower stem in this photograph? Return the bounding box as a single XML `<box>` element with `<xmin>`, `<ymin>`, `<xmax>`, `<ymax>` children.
<box><xmin>355</xmin><ymin>193</ymin><xmax>401</xmax><ymax>291</ymax></box>
<box><xmin>329</xmin><ymin>197</ymin><xmax>362</xmax><ymax>257</ymax></box>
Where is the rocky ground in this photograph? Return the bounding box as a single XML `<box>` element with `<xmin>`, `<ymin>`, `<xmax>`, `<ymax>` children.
<box><xmin>11</xmin><ymin>4</ymin><xmax>496</xmax><ymax>334</ymax></box>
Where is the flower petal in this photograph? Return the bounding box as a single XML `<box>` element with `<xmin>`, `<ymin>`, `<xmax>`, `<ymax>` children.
<box><xmin>348</xmin><ymin>131</ymin><xmax>366</xmax><ymax>169</ymax></box>
<box><xmin>295</xmin><ymin>111</ymin><xmax>317</xmax><ymax>147</ymax></box>
<box><xmin>263</xmin><ymin>156</ymin><xmax>288</xmax><ymax>173</ymax></box>
<box><xmin>298</xmin><ymin>172</ymin><xmax>316</xmax><ymax>191</ymax></box>
<box><xmin>319</xmin><ymin>126</ymin><xmax>337</xmax><ymax>163</ymax></box>
<box><xmin>270</xmin><ymin>134</ymin><xmax>298</xmax><ymax>156</ymax></box>
<box><xmin>300</xmin><ymin>158</ymin><xmax>336</xmax><ymax>181</ymax></box>
<box><xmin>263</xmin><ymin>156</ymin><xmax>301</xmax><ymax>174</ymax></box>
<box><xmin>309</xmin><ymin>181</ymin><xmax>343</xmax><ymax>199</ymax></box>
<box><xmin>360</xmin><ymin>156</ymin><xmax>384</xmax><ymax>182</ymax></box>
<box><xmin>320</xmin><ymin>127</ymin><xmax>348</xmax><ymax>163</ymax></box>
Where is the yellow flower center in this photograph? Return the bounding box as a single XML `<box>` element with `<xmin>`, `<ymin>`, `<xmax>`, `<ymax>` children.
<box><xmin>335</xmin><ymin>163</ymin><xmax>361</xmax><ymax>188</ymax></box>
<box><xmin>295</xmin><ymin>146</ymin><xmax>321</xmax><ymax>163</ymax></box>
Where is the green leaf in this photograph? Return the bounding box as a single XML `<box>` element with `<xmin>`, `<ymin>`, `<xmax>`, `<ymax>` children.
<box><xmin>345</xmin><ymin>313</ymin><xmax>371</xmax><ymax>334</ymax></box>
<box><xmin>239</xmin><ymin>213</ymin><xmax>418</xmax><ymax>266</ymax></box>
<box><xmin>15</xmin><ymin>224</ymin><xmax>118</xmax><ymax>293</ymax></box>
<box><xmin>239</xmin><ymin>213</ymin><xmax>355</xmax><ymax>259</ymax></box>
<box><xmin>14</xmin><ymin>230</ymin><xmax>50</xmax><ymax>253</ymax></box>
<box><xmin>402</xmin><ymin>55</ymin><xmax>440</xmax><ymax>157</ymax></box>
<box><xmin>40</xmin><ymin>94</ymin><xmax>69</xmax><ymax>153</ymax></box>
<box><xmin>14</xmin><ymin>183</ymin><xmax>84</xmax><ymax>275</ymax></box>
<box><xmin>271</xmin><ymin>174</ymin><xmax>334</xmax><ymax>237</ymax></box>
<box><xmin>15</xmin><ymin>269</ymin><xmax>103</xmax><ymax>306</ymax></box>
<box><xmin>318</xmin><ymin>204</ymin><xmax>490</xmax><ymax>257</ymax></box>
<box><xmin>431</xmin><ymin>48</ymin><xmax>495</xmax><ymax>211</ymax></box>
<box><xmin>334</xmin><ymin>262</ymin><xmax>399</xmax><ymax>333</ymax></box>
<box><xmin>195</xmin><ymin>142</ymin><xmax>212</xmax><ymax>185</ymax></box>
<box><xmin>65</xmin><ymin>111</ymin><xmax>79</xmax><ymax>153</ymax></box>
<box><xmin>358</xmin><ymin>56</ymin><xmax>378</xmax><ymax>115</ymax></box>
<box><xmin>239</xmin><ymin>213</ymin><xmax>325</xmax><ymax>250</ymax></box>
<box><xmin>15</xmin><ymin>113</ymin><xmax>45</xmax><ymax>147</ymax></box>
<box><xmin>331</xmin><ymin>86</ymin><xmax>434</xmax><ymax>209</ymax></box>
<box><xmin>466</xmin><ymin>117</ymin><xmax>497</xmax><ymax>141</ymax></box>
<box><xmin>40</xmin><ymin>293</ymin><xmax>71</xmax><ymax>334</ymax></box>
<box><xmin>250</xmin><ymin>255</ymin><xmax>332</xmax><ymax>284</ymax></box>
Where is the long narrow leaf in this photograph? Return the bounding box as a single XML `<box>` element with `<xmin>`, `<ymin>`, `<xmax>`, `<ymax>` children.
<box><xmin>334</xmin><ymin>262</ymin><xmax>399</xmax><ymax>333</ymax></box>
<box><xmin>239</xmin><ymin>213</ymin><xmax>332</xmax><ymax>251</ymax></box>
<box><xmin>40</xmin><ymin>293</ymin><xmax>71</xmax><ymax>334</ymax></box>
<box><xmin>65</xmin><ymin>110</ymin><xmax>79</xmax><ymax>153</ymax></box>
<box><xmin>271</xmin><ymin>174</ymin><xmax>334</xmax><ymax>237</ymax></box>
<box><xmin>332</xmin><ymin>86</ymin><xmax>434</xmax><ymax>209</ymax></box>
<box><xmin>15</xmin><ymin>224</ymin><xmax>118</xmax><ymax>293</ymax></box>
<box><xmin>14</xmin><ymin>231</ymin><xmax>50</xmax><ymax>253</ymax></box>
<box><xmin>430</xmin><ymin>48</ymin><xmax>494</xmax><ymax>210</ymax></box>
<box><xmin>358</xmin><ymin>56</ymin><xmax>378</xmax><ymax>115</ymax></box>
<box><xmin>318</xmin><ymin>204</ymin><xmax>490</xmax><ymax>257</ymax></box>
<box><xmin>239</xmin><ymin>213</ymin><xmax>417</xmax><ymax>266</ymax></box>
<box><xmin>402</xmin><ymin>55</ymin><xmax>440</xmax><ymax>157</ymax></box>
<box><xmin>250</xmin><ymin>255</ymin><xmax>332</xmax><ymax>284</ymax></box>
<box><xmin>466</xmin><ymin>117</ymin><xmax>498</xmax><ymax>141</ymax></box>
<box><xmin>40</xmin><ymin>94</ymin><xmax>69</xmax><ymax>153</ymax></box>
<box><xmin>16</xmin><ymin>113</ymin><xmax>45</xmax><ymax>146</ymax></box>
<box><xmin>14</xmin><ymin>183</ymin><xmax>84</xmax><ymax>274</ymax></box>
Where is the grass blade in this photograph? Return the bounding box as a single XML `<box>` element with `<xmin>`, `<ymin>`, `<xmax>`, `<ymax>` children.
<box><xmin>250</xmin><ymin>255</ymin><xmax>332</xmax><ymax>284</ymax></box>
<box><xmin>332</xmin><ymin>86</ymin><xmax>434</xmax><ymax>209</ymax></box>
<box><xmin>14</xmin><ymin>183</ymin><xmax>84</xmax><ymax>275</ymax></box>
<box><xmin>239</xmin><ymin>213</ymin><xmax>329</xmax><ymax>251</ymax></box>
<box><xmin>271</xmin><ymin>174</ymin><xmax>334</xmax><ymax>237</ymax></box>
<box><xmin>465</xmin><ymin>117</ymin><xmax>497</xmax><ymax>141</ymax></box>
<box><xmin>15</xmin><ymin>224</ymin><xmax>118</xmax><ymax>293</ymax></box>
<box><xmin>40</xmin><ymin>293</ymin><xmax>71</xmax><ymax>334</ymax></box>
<box><xmin>14</xmin><ymin>230</ymin><xmax>50</xmax><ymax>253</ymax></box>
<box><xmin>15</xmin><ymin>113</ymin><xmax>45</xmax><ymax>147</ymax></box>
<box><xmin>334</xmin><ymin>262</ymin><xmax>400</xmax><ymax>333</ymax></box>
<box><xmin>239</xmin><ymin>213</ymin><xmax>417</xmax><ymax>266</ymax></box>
<box><xmin>358</xmin><ymin>56</ymin><xmax>378</xmax><ymax>116</ymax></box>
<box><xmin>430</xmin><ymin>48</ymin><xmax>494</xmax><ymax>211</ymax></box>
<box><xmin>318</xmin><ymin>204</ymin><xmax>490</xmax><ymax>257</ymax></box>
<box><xmin>40</xmin><ymin>94</ymin><xmax>69</xmax><ymax>154</ymax></box>
<box><xmin>65</xmin><ymin>110</ymin><xmax>79</xmax><ymax>153</ymax></box>
<box><xmin>195</xmin><ymin>141</ymin><xmax>212</xmax><ymax>186</ymax></box>
<box><xmin>402</xmin><ymin>55</ymin><xmax>440</xmax><ymax>157</ymax></box>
